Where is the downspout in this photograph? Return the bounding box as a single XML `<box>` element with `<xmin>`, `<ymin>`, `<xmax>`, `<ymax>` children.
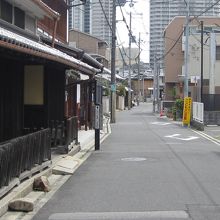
<box><xmin>52</xmin><ymin>18</ymin><xmax>58</xmax><ymax>48</ymax></box>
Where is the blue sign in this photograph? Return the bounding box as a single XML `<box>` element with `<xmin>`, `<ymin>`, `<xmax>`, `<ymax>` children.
<box><xmin>111</xmin><ymin>84</ymin><xmax>116</xmax><ymax>92</ymax></box>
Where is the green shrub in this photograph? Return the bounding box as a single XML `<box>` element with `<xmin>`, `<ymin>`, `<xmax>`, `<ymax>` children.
<box><xmin>117</xmin><ymin>85</ymin><xmax>126</xmax><ymax>96</ymax></box>
<box><xmin>175</xmin><ymin>99</ymin><xmax>184</xmax><ymax>114</ymax></box>
<box><xmin>103</xmin><ymin>87</ymin><xmax>110</xmax><ymax>96</ymax></box>
<box><xmin>172</xmin><ymin>105</ymin><xmax>177</xmax><ymax>121</ymax></box>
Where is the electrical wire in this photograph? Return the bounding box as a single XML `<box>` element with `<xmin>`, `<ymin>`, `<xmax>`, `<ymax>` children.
<box><xmin>98</xmin><ymin>0</ymin><xmax>112</xmax><ymax>32</ymax></box>
<box><xmin>157</xmin><ymin>0</ymin><xmax>220</xmax><ymax>61</ymax></box>
<box><xmin>165</xmin><ymin>33</ymin><xmax>210</xmax><ymax>50</ymax></box>
<box><xmin>116</xmin><ymin>28</ymin><xmax>130</xmax><ymax>59</ymax></box>
<box><xmin>117</xmin><ymin>0</ymin><xmax>141</xmax><ymax>48</ymax></box>
<box><xmin>191</xmin><ymin>34</ymin><xmax>210</xmax><ymax>50</ymax></box>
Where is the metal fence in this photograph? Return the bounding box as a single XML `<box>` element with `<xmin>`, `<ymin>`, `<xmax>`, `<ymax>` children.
<box><xmin>193</xmin><ymin>102</ymin><xmax>204</xmax><ymax>123</ymax></box>
<box><xmin>0</xmin><ymin>129</ymin><xmax>51</xmax><ymax>188</ymax></box>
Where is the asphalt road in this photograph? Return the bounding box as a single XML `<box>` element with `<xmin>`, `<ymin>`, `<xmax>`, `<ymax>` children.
<box><xmin>33</xmin><ymin>103</ymin><xmax>220</xmax><ymax>220</ymax></box>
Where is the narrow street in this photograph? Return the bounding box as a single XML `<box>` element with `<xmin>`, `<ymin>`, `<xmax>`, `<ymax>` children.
<box><xmin>33</xmin><ymin>103</ymin><xmax>220</xmax><ymax>220</ymax></box>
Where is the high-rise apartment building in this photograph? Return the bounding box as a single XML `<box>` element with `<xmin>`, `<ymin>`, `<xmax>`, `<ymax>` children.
<box><xmin>68</xmin><ymin>0</ymin><xmax>91</xmax><ymax>33</ymax></box>
<box><xmin>91</xmin><ymin>0</ymin><xmax>112</xmax><ymax>45</ymax></box>
<box><xmin>68</xmin><ymin>0</ymin><xmax>112</xmax><ymax>45</ymax></box>
<box><xmin>150</xmin><ymin>0</ymin><xmax>220</xmax><ymax>69</ymax></box>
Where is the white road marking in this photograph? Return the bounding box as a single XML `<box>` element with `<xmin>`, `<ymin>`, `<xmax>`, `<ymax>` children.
<box><xmin>49</xmin><ymin>211</ymin><xmax>189</xmax><ymax>219</ymax></box>
<box><xmin>121</xmin><ymin>157</ymin><xmax>147</xmax><ymax>162</ymax></box>
<box><xmin>151</xmin><ymin>122</ymin><xmax>171</xmax><ymax>126</ymax></box>
<box><xmin>165</xmin><ymin>134</ymin><xmax>199</xmax><ymax>141</ymax></box>
<box><xmin>192</xmin><ymin>130</ymin><xmax>220</xmax><ymax>146</ymax></box>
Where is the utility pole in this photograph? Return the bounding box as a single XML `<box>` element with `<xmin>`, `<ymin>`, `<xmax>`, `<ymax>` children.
<box><xmin>110</xmin><ymin>0</ymin><xmax>116</xmax><ymax>123</ymax></box>
<box><xmin>209</xmin><ymin>32</ymin><xmax>216</xmax><ymax>95</ymax></box>
<box><xmin>200</xmin><ymin>20</ymin><xmax>204</xmax><ymax>102</ymax></box>
<box><xmin>128</xmin><ymin>11</ymin><xmax>132</xmax><ymax>110</ymax></box>
<box><xmin>138</xmin><ymin>32</ymin><xmax>141</xmax><ymax>105</ymax></box>
<box><xmin>157</xmin><ymin>63</ymin><xmax>160</xmax><ymax>111</ymax></box>
<box><xmin>153</xmin><ymin>55</ymin><xmax>157</xmax><ymax>113</ymax></box>
<box><xmin>142</xmin><ymin>73</ymin><xmax>144</xmax><ymax>102</ymax></box>
<box><xmin>184</xmin><ymin>0</ymin><xmax>190</xmax><ymax>98</ymax></box>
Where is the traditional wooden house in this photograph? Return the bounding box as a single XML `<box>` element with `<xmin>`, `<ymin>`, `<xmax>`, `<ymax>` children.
<box><xmin>0</xmin><ymin>0</ymin><xmax>102</xmax><ymax>195</ymax></box>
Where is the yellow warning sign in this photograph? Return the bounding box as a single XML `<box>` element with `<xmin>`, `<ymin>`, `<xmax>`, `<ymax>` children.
<box><xmin>182</xmin><ymin>97</ymin><xmax>192</xmax><ymax>126</ymax></box>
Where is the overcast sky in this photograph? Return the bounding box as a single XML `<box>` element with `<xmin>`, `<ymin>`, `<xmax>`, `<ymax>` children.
<box><xmin>116</xmin><ymin>0</ymin><xmax>149</xmax><ymax>62</ymax></box>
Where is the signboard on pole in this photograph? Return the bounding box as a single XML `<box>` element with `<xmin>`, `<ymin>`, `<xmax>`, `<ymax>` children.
<box><xmin>190</xmin><ymin>76</ymin><xmax>200</xmax><ymax>84</ymax></box>
<box><xmin>182</xmin><ymin>97</ymin><xmax>192</xmax><ymax>126</ymax></box>
<box><xmin>111</xmin><ymin>84</ymin><xmax>116</xmax><ymax>92</ymax></box>
<box><xmin>95</xmin><ymin>105</ymin><xmax>100</xmax><ymax>129</ymax></box>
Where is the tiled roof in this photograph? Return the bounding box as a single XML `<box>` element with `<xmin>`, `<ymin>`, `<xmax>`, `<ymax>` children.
<box><xmin>0</xmin><ymin>27</ymin><xmax>100</xmax><ymax>75</ymax></box>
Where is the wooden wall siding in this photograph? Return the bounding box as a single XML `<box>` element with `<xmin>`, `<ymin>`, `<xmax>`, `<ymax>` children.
<box><xmin>39</xmin><ymin>0</ymin><xmax>67</xmax><ymax>43</ymax></box>
<box><xmin>65</xmin><ymin>76</ymin><xmax>78</xmax><ymax>118</ymax></box>
<box><xmin>0</xmin><ymin>58</ymin><xmax>24</xmax><ymax>143</ymax></box>
<box><xmin>66</xmin><ymin>84</ymin><xmax>77</xmax><ymax>118</ymax></box>
<box><xmin>23</xmin><ymin>105</ymin><xmax>46</xmax><ymax>129</ymax></box>
<box><xmin>79</xmin><ymin>80</ymin><xmax>94</xmax><ymax>130</ymax></box>
<box><xmin>23</xmin><ymin>65</ymin><xmax>66</xmax><ymax>130</ymax></box>
<box><xmin>45</xmin><ymin>65</ymin><xmax>65</xmax><ymax>124</ymax></box>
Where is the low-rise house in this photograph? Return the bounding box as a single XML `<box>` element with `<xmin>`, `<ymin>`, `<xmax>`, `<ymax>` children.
<box><xmin>69</xmin><ymin>29</ymin><xmax>109</xmax><ymax>68</ymax></box>
<box><xmin>164</xmin><ymin>16</ymin><xmax>220</xmax><ymax>101</ymax></box>
<box><xmin>164</xmin><ymin>16</ymin><xmax>220</xmax><ymax>124</ymax></box>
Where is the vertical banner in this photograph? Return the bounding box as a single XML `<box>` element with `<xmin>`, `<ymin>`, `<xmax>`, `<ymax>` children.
<box><xmin>182</xmin><ymin>97</ymin><xmax>192</xmax><ymax>126</ymax></box>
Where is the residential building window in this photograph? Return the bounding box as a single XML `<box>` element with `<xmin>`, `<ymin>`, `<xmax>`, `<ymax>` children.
<box><xmin>1</xmin><ymin>0</ymin><xmax>12</xmax><ymax>23</ymax></box>
<box><xmin>0</xmin><ymin>1</ymin><xmax>25</xmax><ymax>29</ymax></box>
<box><xmin>14</xmin><ymin>7</ymin><xmax>25</xmax><ymax>29</ymax></box>
<box><xmin>216</xmin><ymin>46</ymin><xmax>220</xmax><ymax>60</ymax></box>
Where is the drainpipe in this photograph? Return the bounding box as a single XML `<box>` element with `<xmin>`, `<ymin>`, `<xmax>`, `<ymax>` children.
<box><xmin>52</xmin><ymin>18</ymin><xmax>58</xmax><ymax>48</ymax></box>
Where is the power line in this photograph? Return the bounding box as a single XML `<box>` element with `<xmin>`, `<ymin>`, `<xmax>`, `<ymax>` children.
<box><xmin>117</xmin><ymin>0</ymin><xmax>141</xmax><ymax>48</ymax></box>
<box><xmin>98</xmin><ymin>0</ymin><xmax>113</xmax><ymax>32</ymax></box>
<box><xmin>158</xmin><ymin>0</ymin><xmax>220</xmax><ymax>60</ymax></box>
<box><xmin>165</xmin><ymin>33</ymin><xmax>210</xmax><ymax>50</ymax></box>
<box><xmin>116</xmin><ymin>28</ymin><xmax>130</xmax><ymax>59</ymax></box>
<box><xmin>194</xmin><ymin>0</ymin><xmax>220</xmax><ymax>18</ymax></box>
<box><xmin>159</xmin><ymin>29</ymin><xmax>184</xmax><ymax>61</ymax></box>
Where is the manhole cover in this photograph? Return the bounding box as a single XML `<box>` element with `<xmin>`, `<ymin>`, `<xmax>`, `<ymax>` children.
<box><xmin>121</xmin><ymin>157</ymin><xmax>147</xmax><ymax>162</ymax></box>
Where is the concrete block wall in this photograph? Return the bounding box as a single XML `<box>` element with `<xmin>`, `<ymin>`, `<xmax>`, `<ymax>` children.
<box><xmin>204</xmin><ymin>111</ymin><xmax>220</xmax><ymax>125</ymax></box>
<box><xmin>117</xmin><ymin>96</ymin><xmax>125</xmax><ymax>110</ymax></box>
<box><xmin>102</xmin><ymin>96</ymin><xmax>110</xmax><ymax>115</ymax></box>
